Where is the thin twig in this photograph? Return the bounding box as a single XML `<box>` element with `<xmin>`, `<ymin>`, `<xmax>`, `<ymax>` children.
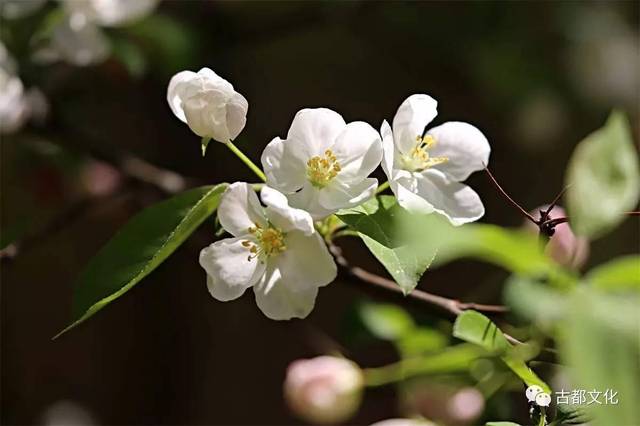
<box><xmin>328</xmin><ymin>243</ymin><xmax>509</xmax><ymax>316</ymax></box>
<box><xmin>329</xmin><ymin>242</ymin><xmax>560</xmax><ymax>353</ymax></box>
<box><xmin>483</xmin><ymin>165</ymin><xmax>537</xmax><ymax>224</ymax></box>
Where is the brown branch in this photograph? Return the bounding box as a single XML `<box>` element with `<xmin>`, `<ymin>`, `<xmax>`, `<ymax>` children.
<box><xmin>328</xmin><ymin>242</ymin><xmax>562</xmax><ymax>355</ymax></box>
<box><xmin>328</xmin><ymin>243</ymin><xmax>509</xmax><ymax>316</ymax></box>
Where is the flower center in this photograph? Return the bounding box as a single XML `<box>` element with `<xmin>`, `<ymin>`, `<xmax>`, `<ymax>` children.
<box><xmin>400</xmin><ymin>134</ymin><xmax>449</xmax><ymax>172</ymax></box>
<box><xmin>242</xmin><ymin>223</ymin><xmax>286</xmax><ymax>261</ymax></box>
<box><xmin>306</xmin><ymin>149</ymin><xmax>341</xmax><ymax>188</ymax></box>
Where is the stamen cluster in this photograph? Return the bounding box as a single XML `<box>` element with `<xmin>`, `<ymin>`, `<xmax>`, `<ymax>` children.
<box><xmin>307</xmin><ymin>149</ymin><xmax>341</xmax><ymax>188</ymax></box>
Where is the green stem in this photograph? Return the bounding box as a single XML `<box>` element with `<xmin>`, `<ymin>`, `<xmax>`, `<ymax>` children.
<box><xmin>376</xmin><ymin>181</ymin><xmax>390</xmax><ymax>194</ymax></box>
<box><xmin>226</xmin><ymin>141</ymin><xmax>266</xmax><ymax>182</ymax></box>
<box><xmin>332</xmin><ymin>229</ymin><xmax>359</xmax><ymax>239</ymax></box>
<box><xmin>363</xmin><ymin>344</ymin><xmax>484</xmax><ymax>387</ymax></box>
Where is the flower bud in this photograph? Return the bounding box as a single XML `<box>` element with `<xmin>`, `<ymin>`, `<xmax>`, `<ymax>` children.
<box><xmin>167</xmin><ymin>68</ymin><xmax>248</xmax><ymax>144</ymax></box>
<box><xmin>284</xmin><ymin>356</ymin><xmax>363</xmax><ymax>424</ymax></box>
<box><xmin>524</xmin><ymin>206</ymin><xmax>589</xmax><ymax>269</ymax></box>
<box><xmin>370</xmin><ymin>420</ymin><xmax>436</xmax><ymax>426</ymax></box>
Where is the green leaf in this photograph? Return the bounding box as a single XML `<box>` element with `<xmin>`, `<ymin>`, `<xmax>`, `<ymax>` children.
<box><xmin>338</xmin><ymin>196</ymin><xmax>437</xmax><ymax>294</ymax></box>
<box><xmin>357</xmin><ymin>302</ymin><xmax>415</xmax><ymax>340</ymax></box>
<box><xmin>396</xmin><ymin>212</ymin><xmax>575</xmax><ymax>287</ymax></box>
<box><xmin>396</xmin><ymin>327</ymin><xmax>448</xmax><ymax>358</ymax></box>
<box><xmin>505</xmin><ymin>275</ymin><xmax>568</xmax><ymax>328</ymax></box>
<box><xmin>559</xmin><ymin>288</ymin><xmax>640</xmax><ymax>425</ymax></box>
<box><xmin>585</xmin><ymin>255</ymin><xmax>640</xmax><ymax>292</ymax></box>
<box><xmin>565</xmin><ymin>111</ymin><xmax>640</xmax><ymax>239</ymax></box>
<box><xmin>555</xmin><ymin>403</ymin><xmax>591</xmax><ymax>425</ymax></box>
<box><xmin>453</xmin><ymin>310</ymin><xmax>550</xmax><ymax>393</ymax></box>
<box><xmin>54</xmin><ymin>185</ymin><xmax>226</xmax><ymax>338</ymax></box>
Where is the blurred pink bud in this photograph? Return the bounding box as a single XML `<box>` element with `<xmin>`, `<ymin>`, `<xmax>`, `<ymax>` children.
<box><xmin>524</xmin><ymin>206</ymin><xmax>589</xmax><ymax>269</ymax></box>
<box><xmin>284</xmin><ymin>356</ymin><xmax>363</xmax><ymax>424</ymax></box>
<box><xmin>80</xmin><ymin>160</ymin><xmax>122</xmax><ymax>197</ymax></box>
<box><xmin>370</xmin><ymin>419</ymin><xmax>436</xmax><ymax>426</ymax></box>
<box><xmin>408</xmin><ymin>384</ymin><xmax>484</xmax><ymax>425</ymax></box>
<box><xmin>445</xmin><ymin>387</ymin><xmax>485</xmax><ymax>424</ymax></box>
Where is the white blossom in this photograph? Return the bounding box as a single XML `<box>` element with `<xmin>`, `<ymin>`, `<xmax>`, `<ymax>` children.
<box><xmin>284</xmin><ymin>356</ymin><xmax>363</xmax><ymax>424</ymax></box>
<box><xmin>0</xmin><ymin>67</ymin><xmax>29</xmax><ymax>134</ymax></box>
<box><xmin>167</xmin><ymin>68</ymin><xmax>248</xmax><ymax>144</ymax></box>
<box><xmin>381</xmin><ymin>94</ymin><xmax>490</xmax><ymax>225</ymax></box>
<box><xmin>199</xmin><ymin>182</ymin><xmax>336</xmax><ymax>320</ymax></box>
<box><xmin>61</xmin><ymin>0</ymin><xmax>158</xmax><ymax>28</ymax></box>
<box><xmin>261</xmin><ymin>108</ymin><xmax>382</xmax><ymax>219</ymax></box>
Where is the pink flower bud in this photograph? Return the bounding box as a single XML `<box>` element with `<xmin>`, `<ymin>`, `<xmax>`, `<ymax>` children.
<box><xmin>525</xmin><ymin>206</ymin><xmax>589</xmax><ymax>269</ymax></box>
<box><xmin>80</xmin><ymin>160</ymin><xmax>122</xmax><ymax>197</ymax></box>
<box><xmin>284</xmin><ymin>356</ymin><xmax>363</xmax><ymax>424</ymax></box>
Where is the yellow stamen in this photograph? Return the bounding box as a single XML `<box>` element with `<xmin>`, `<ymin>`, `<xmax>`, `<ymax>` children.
<box><xmin>400</xmin><ymin>134</ymin><xmax>449</xmax><ymax>172</ymax></box>
<box><xmin>306</xmin><ymin>149</ymin><xmax>341</xmax><ymax>188</ymax></box>
<box><xmin>242</xmin><ymin>224</ymin><xmax>286</xmax><ymax>262</ymax></box>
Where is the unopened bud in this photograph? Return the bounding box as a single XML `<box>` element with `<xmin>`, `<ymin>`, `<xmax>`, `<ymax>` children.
<box><xmin>284</xmin><ymin>356</ymin><xmax>363</xmax><ymax>424</ymax></box>
<box><xmin>525</xmin><ymin>206</ymin><xmax>589</xmax><ymax>269</ymax></box>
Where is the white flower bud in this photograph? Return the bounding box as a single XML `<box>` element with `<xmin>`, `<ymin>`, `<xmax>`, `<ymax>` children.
<box><xmin>167</xmin><ymin>68</ymin><xmax>248</xmax><ymax>144</ymax></box>
<box><xmin>284</xmin><ymin>356</ymin><xmax>363</xmax><ymax>424</ymax></box>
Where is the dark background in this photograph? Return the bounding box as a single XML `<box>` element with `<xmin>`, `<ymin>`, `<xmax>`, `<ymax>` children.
<box><xmin>1</xmin><ymin>1</ymin><xmax>639</xmax><ymax>424</ymax></box>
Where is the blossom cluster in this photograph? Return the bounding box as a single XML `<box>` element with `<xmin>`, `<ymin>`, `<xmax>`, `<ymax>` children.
<box><xmin>1</xmin><ymin>0</ymin><xmax>157</xmax><ymax>67</ymax></box>
<box><xmin>167</xmin><ymin>67</ymin><xmax>491</xmax><ymax>320</ymax></box>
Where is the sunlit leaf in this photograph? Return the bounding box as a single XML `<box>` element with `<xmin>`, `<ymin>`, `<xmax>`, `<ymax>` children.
<box><xmin>396</xmin><ymin>327</ymin><xmax>448</xmax><ymax>358</ymax></box>
<box><xmin>559</xmin><ymin>288</ymin><xmax>640</xmax><ymax>425</ymax></box>
<box><xmin>565</xmin><ymin>111</ymin><xmax>640</xmax><ymax>239</ymax></box>
<box><xmin>453</xmin><ymin>310</ymin><xmax>550</xmax><ymax>393</ymax></box>
<box><xmin>54</xmin><ymin>184</ymin><xmax>226</xmax><ymax>338</ymax></box>
<box><xmin>585</xmin><ymin>255</ymin><xmax>640</xmax><ymax>292</ymax></box>
<box><xmin>338</xmin><ymin>196</ymin><xmax>437</xmax><ymax>294</ymax></box>
<box><xmin>357</xmin><ymin>302</ymin><xmax>415</xmax><ymax>340</ymax></box>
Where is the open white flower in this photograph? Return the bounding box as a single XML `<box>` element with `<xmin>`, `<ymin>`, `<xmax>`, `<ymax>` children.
<box><xmin>199</xmin><ymin>182</ymin><xmax>336</xmax><ymax>320</ymax></box>
<box><xmin>261</xmin><ymin>108</ymin><xmax>382</xmax><ymax>219</ymax></box>
<box><xmin>167</xmin><ymin>68</ymin><xmax>248</xmax><ymax>144</ymax></box>
<box><xmin>381</xmin><ymin>94</ymin><xmax>490</xmax><ymax>225</ymax></box>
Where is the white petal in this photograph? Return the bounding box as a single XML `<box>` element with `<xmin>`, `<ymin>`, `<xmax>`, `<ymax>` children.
<box><xmin>288</xmin><ymin>183</ymin><xmax>334</xmax><ymax>220</ymax></box>
<box><xmin>392</xmin><ymin>94</ymin><xmax>438</xmax><ymax>155</ymax></box>
<box><xmin>197</xmin><ymin>67</ymin><xmax>233</xmax><ymax>91</ymax></box>
<box><xmin>427</xmin><ymin>121</ymin><xmax>490</xmax><ymax>181</ymax></box>
<box><xmin>253</xmin><ymin>266</ymin><xmax>320</xmax><ymax>320</ymax></box>
<box><xmin>206</xmin><ymin>274</ymin><xmax>246</xmax><ymax>301</ymax></box>
<box><xmin>226</xmin><ymin>91</ymin><xmax>248</xmax><ymax>141</ymax></box>
<box><xmin>331</xmin><ymin>121</ymin><xmax>382</xmax><ymax>182</ymax></box>
<box><xmin>261</xmin><ymin>137</ymin><xmax>306</xmax><ymax>193</ymax></box>
<box><xmin>182</xmin><ymin>88</ymin><xmax>229</xmax><ymax>140</ymax></box>
<box><xmin>199</xmin><ymin>237</ymin><xmax>266</xmax><ymax>300</ymax></box>
<box><xmin>415</xmin><ymin>170</ymin><xmax>485</xmax><ymax>225</ymax></box>
<box><xmin>167</xmin><ymin>70</ymin><xmax>197</xmax><ymax>123</ymax></box>
<box><xmin>261</xmin><ymin>186</ymin><xmax>314</xmax><ymax>235</ymax></box>
<box><xmin>287</xmin><ymin>108</ymin><xmax>346</xmax><ymax>157</ymax></box>
<box><xmin>218</xmin><ymin>182</ymin><xmax>266</xmax><ymax>237</ymax></box>
<box><xmin>391</xmin><ymin>174</ymin><xmax>435</xmax><ymax>214</ymax></box>
<box><xmin>275</xmin><ymin>232</ymin><xmax>337</xmax><ymax>290</ymax></box>
<box><xmin>318</xmin><ymin>178</ymin><xmax>378</xmax><ymax>210</ymax></box>
<box><xmin>380</xmin><ymin>120</ymin><xmax>395</xmax><ymax>180</ymax></box>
